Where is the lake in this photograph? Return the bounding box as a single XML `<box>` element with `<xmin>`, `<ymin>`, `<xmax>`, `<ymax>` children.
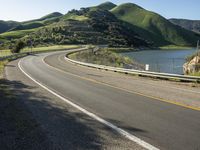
<box><xmin>121</xmin><ymin>49</ymin><xmax>197</xmax><ymax>74</ymax></box>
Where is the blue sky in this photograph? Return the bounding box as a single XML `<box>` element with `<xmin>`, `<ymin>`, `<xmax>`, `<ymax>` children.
<box><xmin>0</xmin><ymin>0</ymin><xmax>199</xmax><ymax>21</ymax></box>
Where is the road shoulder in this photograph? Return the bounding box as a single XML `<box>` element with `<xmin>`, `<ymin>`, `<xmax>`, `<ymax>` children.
<box><xmin>2</xmin><ymin>57</ymin><xmax>146</xmax><ymax>149</ymax></box>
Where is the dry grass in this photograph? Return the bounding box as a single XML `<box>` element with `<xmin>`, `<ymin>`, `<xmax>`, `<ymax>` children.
<box><xmin>0</xmin><ymin>45</ymin><xmax>80</xmax><ymax>57</ymax></box>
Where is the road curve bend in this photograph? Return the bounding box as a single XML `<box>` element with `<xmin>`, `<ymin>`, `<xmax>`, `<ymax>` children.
<box><xmin>6</xmin><ymin>50</ymin><xmax>200</xmax><ymax>150</ymax></box>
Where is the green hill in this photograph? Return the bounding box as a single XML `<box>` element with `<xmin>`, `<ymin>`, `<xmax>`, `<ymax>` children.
<box><xmin>11</xmin><ymin>22</ymin><xmax>44</xmax><ymax>31</ymax></box>
<box><xmin>17</xmin><ymin>8</ymin><xmax>148</xmax><ymax>47</ymax></box>
<box><xmin>1</xmin><ymin>2</ymin><xmax>200</xmax><ymax>48</ymax></box>
<box><xmin>169</xmin><ymin>18</ymin><xmax>200</xmax><ymax>33</ymax></box>
<box><xmin>111</xmin><ymin>3</ymin><xmax>200</xmax><ymax>46</ymax></box>
<box><xmin>0</xmin><ymin>20</ymin><xmax>19</xmax><ymax>34</ymax></box>
<box><xmin>8</xmin><ymin>12</ymin><xmax>63</xmax><ymax>32</ymax></box>
<box><xmin>23</xmin><ymin>12</ymin><xmax>63</xmax><ymax>24</ymax></box>
<box><xmin>96</xmin><ymin>1</ymin><xmax>116</xmax><ymax>10</ymax></box>
<box><xmin>0</xmin><ymin>7</ymin><xmax>149</xmax><ymax>48</ymax></box>
<box><xmin>39</xmin><ymin>12</ymin><xmax>63</xmax><ymax>20</ymax></box>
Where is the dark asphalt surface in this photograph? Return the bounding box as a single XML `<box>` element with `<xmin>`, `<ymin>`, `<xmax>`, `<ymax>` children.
<box><xmin>6</xmin><ymin>51</ymin><xmax>200</xmax><ymax>150</ymax></box>
<box><xmin>5</xmin><ymin>52</ymin><xmax>145</xmax><ymax>150</ymax></box>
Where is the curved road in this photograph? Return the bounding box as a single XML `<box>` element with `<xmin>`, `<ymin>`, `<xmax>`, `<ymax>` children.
<box><xmin>6</xmin><ymin>50</ymin><xmax>200</xmax><ymax>150</ymax></box>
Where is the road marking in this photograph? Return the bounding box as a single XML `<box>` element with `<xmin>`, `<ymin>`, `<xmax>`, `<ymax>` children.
<box><xmin>18</xmin><ymin>58</ymin><xmax>159</xmax><ymax>150</ymax></box>
<box><xmin>43</xmin><ymin>55</ymin><xmax>200</xmax><ymax>112</ymax></box>
<box><xmin>61</xmin><ymin>55</ymin><xmax>200</xmax><ymax>95</ymax></box>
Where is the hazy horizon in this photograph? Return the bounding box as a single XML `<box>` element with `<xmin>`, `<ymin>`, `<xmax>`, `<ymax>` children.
<box><xmin>0</xmin><ymin>0</ymin><xmax>200</xmax><ymax>22</ymax></box>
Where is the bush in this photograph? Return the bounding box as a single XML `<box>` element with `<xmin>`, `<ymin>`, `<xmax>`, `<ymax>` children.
<box><xmin>11</xmin><ymin>40</ymin><xmax>25</xmax><ymax>53</ymax></box>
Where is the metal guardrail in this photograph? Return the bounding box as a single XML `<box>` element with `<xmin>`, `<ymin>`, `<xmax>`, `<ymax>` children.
<box><xmin>65</xmin><ymin>49</ymin><xmax>200</xmax><ymax>83</ymax></box>
<box><xmin>1</xmin><ymin>47</ymin><xmax>199</xmax><ymax>82</ymax></box>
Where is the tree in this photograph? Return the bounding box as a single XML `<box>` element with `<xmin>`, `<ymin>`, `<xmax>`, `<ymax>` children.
<box><xmin>11</xmin><ymin>40</ymin><xmax>26</xmax><ymax>53</ymax></box>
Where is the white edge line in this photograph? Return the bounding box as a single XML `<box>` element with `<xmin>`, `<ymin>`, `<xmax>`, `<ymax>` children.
<box><xmin>64</xmin><ymin>55</ymin><xmax>200</xmax><ymax>94</ymax></box>
<box><xmin>18</xmin><ymin>58</ymin><xmax>159</xmax><ymax>150</ymax></box>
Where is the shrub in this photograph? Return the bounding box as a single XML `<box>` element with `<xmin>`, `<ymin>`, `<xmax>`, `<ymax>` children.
<box><xmin>11</xmin><ymin>40</ymin><xmax>25</xmax><ymax>53</ymax></box>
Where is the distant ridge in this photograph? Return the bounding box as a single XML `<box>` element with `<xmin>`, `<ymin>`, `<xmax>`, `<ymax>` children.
<box><xmin>169</xmin><ymin>18</ymin><xmax>200</xmax><ymax>33</ymax></box>
<box><xmin>23</xmin><ymin>12</ymin><xmax>63</xmax><ymax>24</ymax></box>
<box><xmin>0</xmin><ymin>20</ymin><xmax>19</xmax><ymax>34</ymax></box>
<box><xmin>9</xmin><ymin>12</ymin><xmax>63</xmax><ymax>31</ymax></box>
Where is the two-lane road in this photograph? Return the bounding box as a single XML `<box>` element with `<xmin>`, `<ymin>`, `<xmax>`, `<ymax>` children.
<box><xmin>6</xmin><ymin>51</ymin><xmax>200</xmax><ymax>150</ymax></box>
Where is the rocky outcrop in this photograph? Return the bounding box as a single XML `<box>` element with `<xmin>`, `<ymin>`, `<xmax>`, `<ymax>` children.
<box><xmin>183</xmin><ymin>55</ymin><xmax>200</xmax><ymax>74</ymax></box>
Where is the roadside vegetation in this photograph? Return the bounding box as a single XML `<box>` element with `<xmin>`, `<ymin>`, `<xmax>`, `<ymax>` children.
<box><xmin>0</xmin><ymin>44</ymin><xmax>80</xmax><ymax>77</ymax></box>
<box><xmin>159</xmin><ymin>45</ymin><xmax>194</xmax><ymax>50</ymax></box>
<box><xmin>0</xmin><ymin>43</ymin><xmax>82</xmax><ymax>148</ymax></box>
<box><xmin>0</xmin><ymin>60</ymin><xmax>7</xmax><ymax>78</ymax></box>
<box><xmin>189</xmin><ymin>72</ymin><xmax>200</xmax><ymax>76</ymax></box>
<box><xmin>68</xmin><ymin>48</ymin><xmax>144</xmax><ymax>69</ymax></box>
<box><xmin>0</xmin><ymin>45</ymin><xmax>80</xmax><ymax>57</ymax></box>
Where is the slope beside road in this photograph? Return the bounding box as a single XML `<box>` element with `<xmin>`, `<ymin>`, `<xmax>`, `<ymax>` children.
<box><xmin>4</xmin><ymin>50</ymin><xmax>200</xmax><ymax>150</ymax></box>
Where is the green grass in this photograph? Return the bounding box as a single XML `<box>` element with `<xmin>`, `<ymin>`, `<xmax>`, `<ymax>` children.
<box><xmin>0</xmin><ymin>50</ymin><xmax>11</xmax><ymax>57</ymax></box>
<box><xmin>159</xmin><ymin>45</ymin><xmax>194</xmax><ymax>50</ymax></box>
<box><xmin>0</xmin><ymin>28</ymin><xmax>37</xmax><ymax>39</ymax></box>
<box><xmin>95</xmin><ymin>1</ymin><xmax>117</xmax><ymax>10</ymax></box>
<box><xmin>0</xmin><ymin>44</ymin><xmax>80</xmax><ymax>78</ymax></box>
<box><xmin>0</xmin><ymin>60</ymin><xmax>8</xmax><ymax>78</ymax></box>
<box><xmin>107</xmin><ymin>47</ymin><xmax>136</xmax><ymax>53</ymax></box>
<box><xmin>23</xmin><ymin>12</ymin><xmax>62</xmax><ymax>24</ymax></box>
<box><xmin>68</xmin><ymin>48</ymin><xmax>134</xmax><ymax>68</ymax></box>
<box><xmin>189</xmin><ymin>72</ymin><xmax>200</xmax><ymax>77</ymax></box>
<box><xmin>111</xmin><ymin>3</ymin><xmax>200</xmax><ymax>46</ymax></box>
<box><xmin>0</xmin><ymin>45</ymin><xmax>80</xmax><ymax>57</ymax></box>
<box><xmin>62</xmin><ymin>14</ymin><xmax>88</xmax><ymax>21</ymax></box>
<box><xmin>11</xmin><ymin>22</ymin><xmax>44</xmax><ymax>31</ymax></box>
<box><xmin>22</xmin><ymin>45</ymin><xmax>80</xmax><ymax>52</ymax></box>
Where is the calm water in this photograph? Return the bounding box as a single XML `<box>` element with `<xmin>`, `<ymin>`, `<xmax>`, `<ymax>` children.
<box><xmin>121</xmin><ymin>49</ymin><xmax>197</xmax><ymax>74</ymax></box>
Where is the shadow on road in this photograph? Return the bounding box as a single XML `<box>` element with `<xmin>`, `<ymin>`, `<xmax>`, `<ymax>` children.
<box><xmin>0</xmin><ymin>79</ymin><xmax>103</xmax><ymax>150</ymax></box>
<box><xmin>0</xmin><ymin>78</ymin><xmax>146</xmax><ymax>149</ymax></box>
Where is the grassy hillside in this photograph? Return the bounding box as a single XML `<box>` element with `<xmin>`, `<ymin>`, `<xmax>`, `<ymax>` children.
<box><xmin>6</xmin><ymin>8</ymin><xmax>148</xmax><ymax>48</ymax></box>
<box><xmin>1</xmin><ymin>2</ymin><xmax>199</xmax><ymax>48</ymax></box>
<box><xmin>68</xmin><ymin>49</ymin><xmax>135</xmax><ymax>68</ymax></box>
<box><xmin>0</xmin><ymin>12</ymin><xmax>63</xmax><ymax>34</ymax></box>
<box><xmin>0</xmin><ymin>20</ymin><xmax>19</xmax><ymax>34</ymax></box>
<box><xmin>62</xmin><ymin>13</ymin><xmax>88</xmax><ymax>21</ymax></box>
<box><xmin>0</xmin><ymin>28</ymin><xmax>37</xmax><ymax>40</ymax></box>
<box><xmin>111</xmin><ymin>3</ymin><xmax>200</xmax><ymax>46</ymax></box>
<box><xmin>11</xmin><ymin>22</ymin><xmax>44</xmax><ymax>31</ymax></box>
<box><xmin>169</xmin><ymin>19</ymin><xmax>200</xmax><ymax>33</ymax></box>
<box><xmin>22</xmin><ymin>12</ymin><xmax>63</xmax><ymax>24</ymax></box>
<box><xmin>96</xmin><ymin>1</ymin><xmax>117</xmax><ymax>10</ymax></box>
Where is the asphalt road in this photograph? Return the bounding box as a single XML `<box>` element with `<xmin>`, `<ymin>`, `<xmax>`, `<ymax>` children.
<box><xmin>6</xmin><ymin>51</ymin><xmax>200</xmax><ymax>150</ymax></box>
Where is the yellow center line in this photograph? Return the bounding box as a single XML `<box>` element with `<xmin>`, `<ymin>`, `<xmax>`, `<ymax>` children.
<box><xmin>43</xmin><ymin>56</ymin><xmax>200</xmax><ymax>112</ymax></box>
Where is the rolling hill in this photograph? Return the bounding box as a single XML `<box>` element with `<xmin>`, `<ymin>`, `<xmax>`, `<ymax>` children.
<box><xmin>96</xmin><ymin>1</ymin><xmax>116</xmax><ymax>10</ymax></box>
<box><xmin>22</xmin><ymin>12</ymin><xmax>63</xmax><ymax>24</ymax></box>
<box><xmin>1</xmin><ymin>2</ymin><xmax>200</xmax><ymax>48</ymax></box>
<box><xmin>16</xmin><ymin>8</ymin><xmax>148</xmax><ymax>48</ymax></box>
<box><xmin>11</xmin><ymin>12</ymin><xmax>63</xmax><ymax>31</ymax></box>
<box><xmin>111</xmin><ymin>3</ymin><xmax>200</xmax><ymax>46</ymax></box>
<box><xmin>0</xmin><ymin>20</ymin><xmax>19</xmax><ymax>34</ymax></box>
<box><xmin>169</xmin><ymin>18</ymin><xmax>200</xmax><ymax>33</ymax></box>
